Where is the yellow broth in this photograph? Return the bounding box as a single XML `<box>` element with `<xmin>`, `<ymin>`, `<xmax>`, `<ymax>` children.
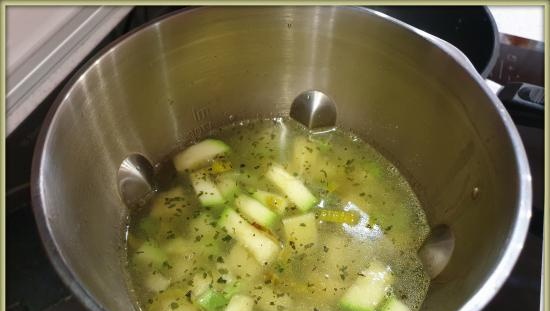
<box><xmin>126</xmin><ymin>118</ymin><xmax>430</xmax><ymax>311</ymax></box>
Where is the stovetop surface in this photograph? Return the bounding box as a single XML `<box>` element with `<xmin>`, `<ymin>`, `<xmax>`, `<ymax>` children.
<box><xmin>6</xmin><ymin>6</ymin><xmax>544</xmax><ymax>311</ymax></box>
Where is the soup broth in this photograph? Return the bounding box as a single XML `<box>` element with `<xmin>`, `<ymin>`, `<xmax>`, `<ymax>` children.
<box><xmin>126</xmin><ymin>118</ymin><xmax>430</xmax><ymax>311</ymax></box>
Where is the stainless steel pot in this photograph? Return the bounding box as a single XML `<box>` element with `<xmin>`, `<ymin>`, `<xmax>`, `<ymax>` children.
<box><xmin>31</xmin><ymin>7</ymin><xmax>531</xmax><ymax>311</ymax></box>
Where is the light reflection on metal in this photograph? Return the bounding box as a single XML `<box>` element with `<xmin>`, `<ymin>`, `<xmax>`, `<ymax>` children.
<box><xmin>290</xmin><ymin>90</ymin><xmax>337</xmax><ymax>130</ymax></box>
<box><xmin>418</xmin><ymin>224</ymin><xmax>455</xmax><ymax>280</ymax></box>
<box><xmin>340</xmin><ymin>201</ymin><xmax>383</xmax><ymax>241</ymax></box>
<box><xmin>117</xmin><ymin>154</ymin><xmax>156</xmax><ymax>207</ymax></box>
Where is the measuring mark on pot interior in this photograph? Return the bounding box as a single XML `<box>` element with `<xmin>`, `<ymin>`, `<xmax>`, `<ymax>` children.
<box><xmin>193</xmin><ymin>106</ymin><xmax>210</xmax><ymax>121</ymax></box>
<box><xmin>187</xmin><ymin>122</ymin><xmax>213</xmax><ymax>138</ymax></box>
<box><xmin>186</xmin><ymin>106</ymin><xmax>213</xmax><ymax>139</ymax></box>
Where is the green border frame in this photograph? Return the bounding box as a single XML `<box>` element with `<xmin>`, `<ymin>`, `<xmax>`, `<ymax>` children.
<box><xmin>1</xmin><ymin>2</ymin><xmax>6</xmax><ymax>311</ymax></box>
<box><xmin>0</xmin><ymin>2</ymin><xmax>548</xmax><ymax>311</ymax></box>
<box><xmin>545</xmin><ymin>5</ymin><xmax>549</xmax><ymax>311</ymax></box>
<box><xmin>0</xmin><ymin>1</ymin><xmax>549</xmax><ymax>5</ymax></box>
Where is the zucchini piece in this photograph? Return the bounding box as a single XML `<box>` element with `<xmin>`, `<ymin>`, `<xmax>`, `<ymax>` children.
<box><xmin>213</xmin><ymin>262</ymin><xmax>236</xmax><ymax>286</ymax></box>
<box><xmin>234</xmin><ymin>194</ymin><xmax>278</xmax><ymax>228</ymax></box>
<box><xmin>323</xmin><ymin>235</ymin><xmax>352</xmax><ymax>278</ymax></box>
<box><xmin>219</xmin><ymin>280</ymin><xmax>243</xmax><ymax>299</ymax></box>
<box><xmin>380</xmin><ymin>297</ymin><xmax>411</xmax><ymax>311</ymax></box>
<box><xmin>197</xmin><ymin>289</ymin><xmax>228</xmax><ymax>311</ymax></box>
<box><xmin>190</xmin><ymin>170</ymin><xmax>225</xmax><ymax>207</ymax></box>
<box><xmin>289</xmin><ymin>136</ymin><xmax>320</xmax><ymax>177</ymax></box>
<box><xmin>266</xmin><ymin>164</ymin><xmax>317</xmax><ymax>212</ymax></box>
<box><xmin>290</xmin><ymin>135</ymin><xmax>336</xmax><ymax>187</ymax></box>
<box><xmin>249</xmin><ymin>285</ymin><xmax>293</xmax><ymax>311</ymax></box>
<box><xmin>282</xmin><ymin>213</ymin><xmax>318</xmax><ymax>253</ymax></box>
<box><xmin>127</xmin><ymin>233</ymin><xmax>144</xmax><ymax>250</ymax></box>
<box><xmin>138</xmin><ymin>217</ymin><xmax>160</xmax><ymax>238</ymax></box>
<box><xmin>188</xmin><ymin>212</ymin><xmax>218</xmax><ymax>236</ymax></box>
<box><xmin>162</xmin><ymin>237</ymin><xmax>192</xmax><ymax>258</ymax></box>
<box><xmin>252</xmin><ymin>190</ymin><xmax>288</xmax><ymax>215</ymax></box>
<box><xmin>173</xmin><ymin>139</ymin><xmax>230</xmax><ymax>172</ymax></box>
<box><xmin>170</xmin><ymin>259</ymin><xmax>195</xmax><ymax>283</ymax></box>
<box><xmin>163</xmin><ymin>238</ymin><xmax>215</xmax><ymax>282</ymax></box>
<box><xmin>133</xmin><ymin>242</ymin><xmax>167</xmax><ymax>269</ymax></box>
<box><xmin>162</xmin><ymin>238</ymin><xmax>204</xmax><ymax>284</ymax></box>
<box><xmin>339</xmin><ymin>260</ymin><xmax>394</xmax><ymax>311</ymax></box>
<box><xmin>225</xmin><ymin>295</ymin><xmax>254</xmax><ymax>311</ymax></box>
<box><xmin>225</xmin><ymin>244</ymin><xmax>263</xmax><ymax>282</ymax></box>
<box><xmin>218</xmin><ymin>208</ymin><xmax>280</xmax><ymax>265</ymax></box>
<box><xmin>148</xmin><ymin>288</ymin><xmax>198</xmax><ymax>311</ymax></box>
<box><xmin>193</xmin><ymin>273</ymin><xmax>213</xmax><ymax>298</ymax></box>
<box><xmin>150</xmin><ymin>186</ymin><xmax>186</xmax><ymax>219</ymax></box>
<box><xmin>188</xmin><ymin>212</ymin><xmax>223</xmax><ymax>257</ymax></box>
<box><xmin>215</xmin><ymin>172</ymin><xmax>239</xmax><ymax>201</ymax></box>
<box><xmin>300</xmin><ymin>268</ymin><xmax>344</xmax><ymax>301</ymax></box>
<box><xmin>144</xmin><ymin>272</ymin><xmax>170</xmax><ymax>293</ymax></box>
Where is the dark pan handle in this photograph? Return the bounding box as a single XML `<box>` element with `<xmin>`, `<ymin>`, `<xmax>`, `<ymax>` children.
<box><xmin>498</xmin><ymin>82</ymin><xmax>544</xmax><ymax>129</ymax></box>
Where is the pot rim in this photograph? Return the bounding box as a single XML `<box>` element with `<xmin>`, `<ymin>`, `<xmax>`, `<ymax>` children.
<box><xmin>30</xmin><ymin>6</ymin><xmax>532</xmax><ymax>311</ymax></box>
<box><xmin>479</xmin><ymin>6</ymin><xmax>500</xmax><ymax>78</ymax></box>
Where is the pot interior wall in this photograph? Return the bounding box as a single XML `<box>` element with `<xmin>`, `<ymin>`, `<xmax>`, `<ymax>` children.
<box><xmin>35</xmin><ymin>7</ymin><xmax>523</xmax><ymax>311</ymax></box>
